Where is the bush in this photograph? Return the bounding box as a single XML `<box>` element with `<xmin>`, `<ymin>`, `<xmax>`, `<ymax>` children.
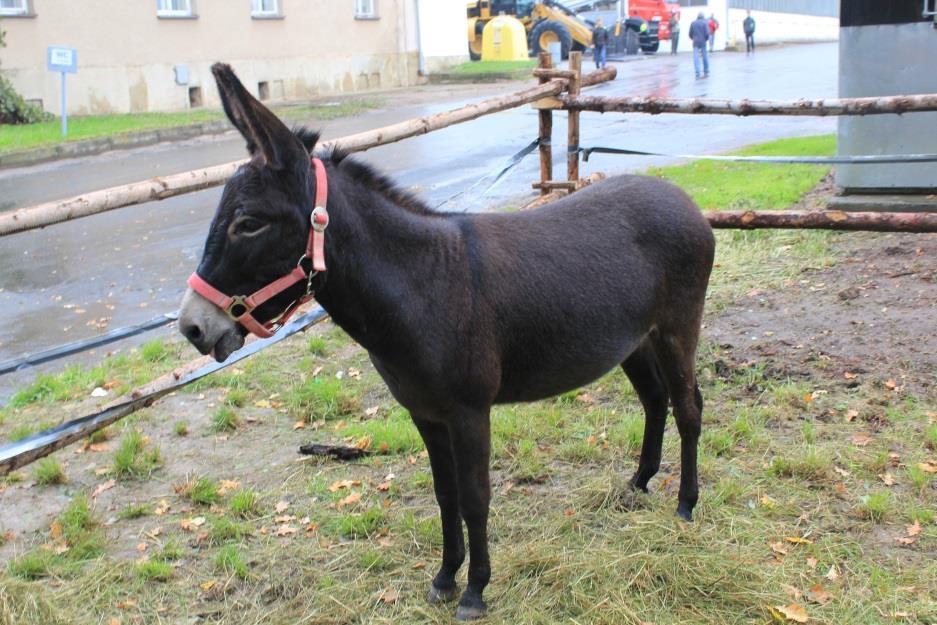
<box><xmin>0</xmin><ymin>27</ymin><xmax>53</xmax><ymax>125</ymax></box>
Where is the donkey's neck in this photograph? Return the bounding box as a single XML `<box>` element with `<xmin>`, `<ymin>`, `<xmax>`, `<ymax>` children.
<box><xmin>313</xmin><ymin>166</ymin><xmax>461</xmax><ymax>356</ymax></box>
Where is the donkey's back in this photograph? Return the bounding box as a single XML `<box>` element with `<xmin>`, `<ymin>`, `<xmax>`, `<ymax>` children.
<box><xmin>468</xmin><ymin>174</ymin><xmax>715</xmax><ymax>403</ymax></box>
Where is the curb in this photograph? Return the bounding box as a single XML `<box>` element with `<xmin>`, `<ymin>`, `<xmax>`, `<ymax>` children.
<box><xmin>0</xmin><ymin>119</ymin><xmax>232</xmax><ymax>170</ymax></box>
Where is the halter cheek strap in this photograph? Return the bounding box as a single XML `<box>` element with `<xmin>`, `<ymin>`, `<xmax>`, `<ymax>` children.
<box><xmin>187</xmin><ymin>157</ymin><xmax>329</xmax><ymax>339</ymax></box>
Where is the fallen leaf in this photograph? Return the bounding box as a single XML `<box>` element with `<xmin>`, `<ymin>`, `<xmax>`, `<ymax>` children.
<box><xmin>365</xmin><ymin>406</ymin><xmax>380</xmax><ymax>416</ymax></box>
<box><xmin>769</xmin><ymin>541</ymin><xmax>788</xmax><ymax>556</ymax></box>
<box><xmin>348</xmin><ymin>368</ymin><xmax>361</xmax><ymax>379</ymax></box>
<box><xmin>896</xmin><ymin>535</ymin><xmax>918</xmax><ymax>546</ymax></box>
<box><xmin>154</xmin><ymin>500</ymin><xmax>170</xmax><ymax>515</ymax></box>
<box><xmin>180</xmin><ymin>517</ymin><xmax>206</xmax><ymax>532</ymax></box>
<box><xmin>338</xmin><ymin>492</ymin><xmax>362</xmax><ymax>508</ymax></box>
<box><xmin>274</xmin><ymin>515</ymin><xmax>295</xmax><ymax>524</ymax></box>
<box><xmin>376</xmin><ymin>482</ymin><xmax>391</xmax><ymax>492</ymax></box>
<box><xmin>845</xmin><ymin>409</ymin><xmax>859</xmax><ymax>422</ymax></box>
<box><xmin>918</xmin><ymin>461</ymin><xmax>937</xmax><ymax>474</ymax></box>
<box><xmin>49</xmin><ymin>520</ymin><xmax>63</xmax><ymax>539</ymax></box>
<box><xmin>784</xmin><ymin>537</ymin><xmax>813</xmax><ymax>545</ymax></box>
<box><xmin>825</xmin><ymin>565</ymin><xmax>839</xmax><ymax>581</ymax></box>
<box><xmin>884</xmin><ymin>379</ymin><xmax>897</xmax><ymax>390</ymax></box>
<box><xmin>781</xmin><ymin>584</ymin><xmax>803</xmax><ymax>599</ymax></box>
<box><xmin>116</xmin><ymin>599</ymin><xmax>137</xmax><ymax>609</ymax></box>
<box><xmin>88</xmin><ymin>442</ymin><xmax>111</xmax><ymax>452</ymax></box>
<box><xmin>144</xmin><ymin>527</ymin><xmax>162</xmax><ymax>539</ymax></box>
<box><xmin>851</xmin><ymin>432</ymin><xmax>873</xmax><ymax>446</ymax></box>
<box><xmin>355</xmin><ymin>436</ymin><xmax>371</xmax><ymax>450</ymax></box>
<box><xmin>275</xmin><ymin>500</ymin><xmax>290</xmax><ymax>513</ymax></box>
<box><xmin>379</xmin><ymin>588</ymin><xmax>399</xmax><ymax>604</ymax></box>
<box><xmin>292</xmin><ymin>421</ymin><xmax>305</xmax><ymax>430</ymax></box>
<box><xmin>906</xmin><ymin>521</ymin><xmax>922</xmax><ymax>537</ymax></box>
<box><xmin>806</xmin><ymin>557</ymin><xmax>818</xmax><ymax>569</ymax></box>
<box><xmin>412</xmin><ymin>562</ymin><xmax>426</xmax><ymax>570</ymax></box>
<box><xmin>217</xmin><ymin>480</ymin><xmax>240</xmax><ymax>495</ymax></box>
<box><xmin>894</xmin><ymin>611</ymin><xmax>911</xmax><ymax>619</ymax></box>
<box><xmin>94</xmin><ymin>466</ymin><xmax>111</xmax><ymax>476</ymax></box>
<box><xmin>773</xmin><ymin>603</ymin><xmax>809</xmax><ymax>623</ymax></box>
<box><xmin>92</xmin><ymin>479</ymin><xmax>117</xmax><ymax>498</ymax></box>
<box><xmin>136</xmin><ymin>542</ymin><xmax>147</xmax><ymax>553</ymax></box>
<box><xmin>888</xmin><ymin>453</ymin><xmax>901</xmax><ymax>468</ymax></box>
<box><xmin>760</xmin><ymin>495</ymin><xmax>776</xmax><ymax>509</ymax></box>
<box><xmin>378</xmin><ymin>536</ymin><xmax>393</xmax><ymax>548</ymax></box>
<box><xmin>803</xmin><ymin>393</ymin><xmax>814</xmax><ymax>404</ymax></box>
<box><xmin>107</xmin><ymin>618</ymin><xmax>121</xmax><ymax>625</ymax></box>
<box><xmin>275</xmin><ymin>525</ymin><xmax>298</xmax><ymax>537</ymax></box>
<box><xmin>833</xmin><ymin>466</ymin><xmax>850</xmax><ymax>478</ymax></box>
<box><xmin>254</xmin><ymin>399</ymin><xmax>271</xmax><ymax>409</ymax></box>
<box><xmin>843</xmin><ymin>372</ymin><xmax>857</xmax><ymax>380</ymax></box>
<box><xmin>806</xmin><ymin>583</ymin><xmax>832</xmax><ymax>605</ymax></box>
<box><xmin>879</xmin><ymin>473</ymin><xmax>897</xmax><ymax>486</ymax></box>
<box><xmin>199</xmin><ymin>580</ymin><xmax>216</xmax><ymax>591</ymax></box>
<box><xmin>328</xmin><ymin>479</ymin><xmax>361</xmax><ymax>492</ymax></box>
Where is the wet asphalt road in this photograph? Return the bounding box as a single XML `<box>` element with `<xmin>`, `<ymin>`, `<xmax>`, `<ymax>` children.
<box><xmin>0</xmin><ymin>43</ymin><xmax>838</xmax><ymax>398</ymax></box>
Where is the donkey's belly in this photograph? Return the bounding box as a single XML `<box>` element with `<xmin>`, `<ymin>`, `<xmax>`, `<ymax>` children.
<box><xmin>493</xmin><ymin>331</ymin><xmax>646</xmax><ymax>404</ymax></box>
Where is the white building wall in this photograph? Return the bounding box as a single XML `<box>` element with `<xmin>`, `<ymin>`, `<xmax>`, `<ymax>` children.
<box><xmin>416</xmin><ymin>0</ymin><xmax>470</xmax><ymax>73</ymax></box>
<box><xmin>671</xmin><ymin>2</ymin><xmax>837</xmax><ymax>53</ymax></box>
<box><xmin>725</xmin><ymin>9</ymin><xmax>838</xmax><ymax>47</ymax></box>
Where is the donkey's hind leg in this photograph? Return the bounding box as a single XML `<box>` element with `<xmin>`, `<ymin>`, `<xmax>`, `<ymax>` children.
<box><xmin>622</xmin><ymin>339</ymin><xmax>670</xmax><ymax>493</ymax></box>
<box><xmin>650</xmin><ymin>329</ymin><xmax>704</xmax><ymax>521</ymax></box>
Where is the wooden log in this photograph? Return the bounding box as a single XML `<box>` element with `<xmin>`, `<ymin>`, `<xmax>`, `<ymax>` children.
<box><xmin>0</xmin><ymin>79</ymin><xmax>574</xmax><ymax>237</ymax></box>
<box><xmin>567</xmin><ymin>51</ymin><xmax>582</xmax><ymax>183</ymax></box>
<box><xmin>532</xmin><ymin>68</ymin><xmax>578</xmax><ymax>80</ymax></box>
<box><xmin>522</xmin><ymin>190</ymin><xmax>566</xmax><ymax>210</ymax></box>
<box><xmin>532</xmin><ymin>180</ymin><xmax>579</xmax><ymax>190</ymax></box>
<box><xmin>706</xmin><ymin>210</ymin><xmax>937</xmax><ymax>232</ymax></box>
<box><xmin>537</xmin><ymin>52</ymin><xmax>554</xmax><ymax>196</ymax></box>
<box><xmin>580</xmin><ymin>65</ymin><xmax>617</xmax><ymax>88</ymax></box>
<box><xmin>558</xmin><ymin>92</ymin><xmax>937</xmax><ymax>116</ymax></box>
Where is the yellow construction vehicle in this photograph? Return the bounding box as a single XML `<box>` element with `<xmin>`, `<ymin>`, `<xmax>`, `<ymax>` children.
<box><xmin>467</xmin><ymin>1</ymin><xmax>594</xmax><ymax>61</ymax></box>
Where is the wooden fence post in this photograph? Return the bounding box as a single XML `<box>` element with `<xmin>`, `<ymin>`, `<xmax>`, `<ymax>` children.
<box><xmin>567</xmin><ymin>51</ymin><xmax>582</xmax><ymax>184</ymax></box>
<box><xmin>537</xmin><ymin>52</ymin><xmax>554</xmax><ymax>196</ymax></box>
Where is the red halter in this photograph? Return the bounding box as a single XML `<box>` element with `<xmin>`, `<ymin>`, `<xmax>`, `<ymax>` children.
<box><xmin>187</xmin><ymin>157</ymin><xmax>329</xmax><ymax>338</ymax></box>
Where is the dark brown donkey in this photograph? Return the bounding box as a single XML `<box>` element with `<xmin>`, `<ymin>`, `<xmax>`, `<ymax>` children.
<box><xmin>178</xmin><ymin>64</ymin><xmax>715</xmax><ymax>621</ymax></box>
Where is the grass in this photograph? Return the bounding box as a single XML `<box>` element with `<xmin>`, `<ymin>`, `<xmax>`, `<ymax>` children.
<box><xmin>0</xmin><ymin>99</ymin><xmax>381</xmax><ymax>154</ymax></box>
<box><xmin>214</xmin><ymin>545</ymin><xmax>249</xmax><ymax>580</ymax></box>
<box><xmin>210</xmin><ymin>406</ymin><xmax>240</xmax><ymax>432</ymax></box>
<box><xmin>134</xmin><ymin>559</ymin><xmax>173</xmax><ymax>582</ymax></box>
<box><xmin>447</xmin><ymin>60</ymin><xmax>538</xmax><ymax>76</ymax></box>
<box><xmin>111</xmin><ymin>430</ymin><xmax>161</xmax><ymax>479</ymax></box>
<box><xmin>229</xmin><ymin>489</ymin><xmax>261</xmax><ymax>518</ymax></box>
<box><xmin>185</xmin><ymin>478</ymin><xmax>221</xmax><ymax>506</ymax></box>
<box><xmin>32</xmin><ymin>458</ymin><xmax>66</xmax><ymax>486</ymax></box>
<box><xmin>117</xmin><ymin>503</ymin><xmax>150</xmax><ymax>520</ymax></box>
<box><xmin>1</xmin><ymin>135</ymin><xmax>935</xmax><ymax>624</ymax></box>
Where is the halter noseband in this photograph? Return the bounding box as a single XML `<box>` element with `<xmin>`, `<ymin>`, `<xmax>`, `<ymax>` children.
<box><xmin>187</xmin><ymin>157</ymin><xmax>329</xmax><ymax>338</ymax></box>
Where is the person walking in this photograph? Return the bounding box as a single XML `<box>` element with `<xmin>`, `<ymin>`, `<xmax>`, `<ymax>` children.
<box><xmin>669</xmin><ymin>10</ymin><xmax>680</xmax><ymax>55</ymax></box>
<box><xmin>708</xmin><ymin>13</ymin><xmax>719</xmax><ymax>52</ymax></box>
<box><xmin>743</xmin><ymin>10</ymin><xmax>756</xmax><ymax>54</ymax></box>
<box><xmin>689</xmin><ymin>12</ymin><xmax>710</xmax><ymax>78</ymax></box>
<box><xmin>592</xmin><ymin>17</ymin><xmax>608</xmax><ymax>69</ymax></box>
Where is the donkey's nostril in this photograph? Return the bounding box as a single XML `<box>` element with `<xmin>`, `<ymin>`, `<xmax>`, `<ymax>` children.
<box><xmin>182</xmin><ymin>321</ymin><xmax>204</xmax><ymax>344</ymax></box>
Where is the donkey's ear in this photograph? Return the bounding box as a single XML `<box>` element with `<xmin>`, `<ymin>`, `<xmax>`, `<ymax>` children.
<box><xmin>211</xmin><ymin>63</ymin><xmax>306</xmax><ymax>170</ymax></box>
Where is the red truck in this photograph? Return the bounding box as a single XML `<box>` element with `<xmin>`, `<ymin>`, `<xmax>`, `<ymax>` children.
<box><xmin>627</xmin><ymin>0</ymin><xmax>681</xmax><ymax>42</ymax></box>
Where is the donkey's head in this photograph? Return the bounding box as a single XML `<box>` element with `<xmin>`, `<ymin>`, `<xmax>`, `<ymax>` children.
<box><xmin>178</xmin><ymin>63</ymin><xmax>319</xmax><ymax>361</ymax></box>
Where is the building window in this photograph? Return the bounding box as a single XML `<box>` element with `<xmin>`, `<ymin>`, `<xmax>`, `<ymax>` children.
<box><xmin>157</xmin><ymin>0</ymin><xmax>195</xmax><ymax>18</ymax></box>
<box><xmin>355</xmin><ymin>0</ymin><xmax>378</xmax><ymax>19</ymax></box>
<box><xmin>251</xmin><ymin>0</ymin><xmax>281</xmax><ymax>17</ymax></box>
<box><xmin>0</xmin><ymin>0</ymin><xmax>30</xmax><ymax>16</ymax></box>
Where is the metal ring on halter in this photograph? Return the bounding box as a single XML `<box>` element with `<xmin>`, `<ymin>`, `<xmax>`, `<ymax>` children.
<box><xmin>311</xmin><ymin>206</ymin><xmax>329</xmax><ymax>232</ymax></box>
<box><xmin>225</xmin><ymin>295</ymin><xmax>250</xmax><ymax>321</ymax></box>
<box><xmin>295</xmin><ymin>255</ymin><xmax>318</xmax><ymax>296</ymax></box>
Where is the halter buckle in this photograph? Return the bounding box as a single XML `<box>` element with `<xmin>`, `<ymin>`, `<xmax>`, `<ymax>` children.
<box><xmin>225</xmin><ymin>295</ymin><xmax>251</xmax><ymax>321</ymax></box>
<box><xmin>311</xmin><ymin>206</ymin><xmax>329</xmax><ymax>232</ymax></box>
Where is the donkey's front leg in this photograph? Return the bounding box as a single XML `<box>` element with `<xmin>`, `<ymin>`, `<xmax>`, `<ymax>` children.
<box><xmin>449</xmin><ymin>408</ymin><xmax>492</xmax><ymax>621</ymax></box>
<box><xmin>412</xmin><ymin>417</ymin><xmax>465</xmax><ymax>604</ymax></box>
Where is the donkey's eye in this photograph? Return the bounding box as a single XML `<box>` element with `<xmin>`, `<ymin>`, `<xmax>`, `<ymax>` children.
<box><xmin>234</xmin><ymin>217</ymin><xmax>268</xmax><ymax>236</ymax></box>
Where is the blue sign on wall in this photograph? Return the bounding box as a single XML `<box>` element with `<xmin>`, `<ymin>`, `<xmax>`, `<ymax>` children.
<box><xmin>47</xmin><ymin>46</ymin><xmax>78</xmax><ymax>74</ymax></box>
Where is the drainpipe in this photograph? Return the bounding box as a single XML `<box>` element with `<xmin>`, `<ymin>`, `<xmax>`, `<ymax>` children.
<box><xmin>414</xmin><ymin>0</ymin><xmax>426</xmax><ymax>77</ymax></box>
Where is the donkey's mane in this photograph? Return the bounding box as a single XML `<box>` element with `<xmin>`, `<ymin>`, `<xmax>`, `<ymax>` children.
<box><xmin>294</xmin><ymin>126</ymin><xmax>437</xmax><ymax>217</ymax></box>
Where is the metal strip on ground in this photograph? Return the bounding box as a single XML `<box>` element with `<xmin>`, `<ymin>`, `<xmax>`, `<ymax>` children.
<box><xmin>0</xmin><ymin>313</ymin><xmax>179</xmax><ymax>376</ymax></box>
<box><xmin>0</xmin><ymin>306</ymin><xmax>329</xmax><ymax>475</ymax></box>
<box><xmin>577</xmin><ymin>146</ymin><xmax>937</xmax><ymax>164</ymax></box>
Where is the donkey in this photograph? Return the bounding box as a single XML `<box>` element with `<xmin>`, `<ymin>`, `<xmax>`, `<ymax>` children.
<box><xmin>179</xmin><ymin>64</ymin><xmax>715</xmax><ymax>621</ymax></box>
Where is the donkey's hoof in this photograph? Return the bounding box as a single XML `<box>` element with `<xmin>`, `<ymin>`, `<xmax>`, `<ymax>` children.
<box><xmin>427</xmin><ymin>583</ymin><xmax>459</xmax><ymax>605</ymax></box>
<box><xmin>455</xmin><ymin>603</ymin><xmax>487</xmax><ymax>621</ymax></box>
<box><xmin>629</xmin><ymin>477</ymin><xmax>649</xmax><ymax>494</ymax></box>
<box><xmin>676</xmin><ymin>504</ymin><xmax>694</xmax><ymax>522</ymax></box>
